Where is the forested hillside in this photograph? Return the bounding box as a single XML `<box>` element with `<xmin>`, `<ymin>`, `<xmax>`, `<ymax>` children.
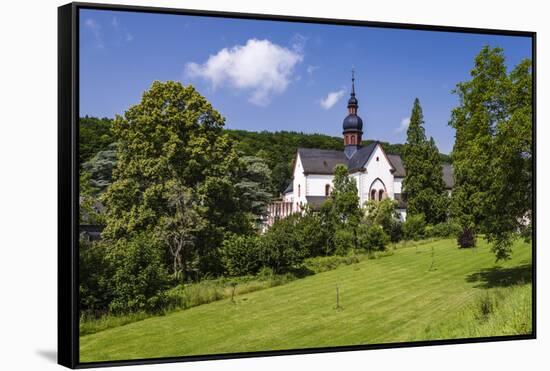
<box><xmin>80</xmin><ymin>117</ymin><xmax>449</xmax><ymax>195</ymax></box>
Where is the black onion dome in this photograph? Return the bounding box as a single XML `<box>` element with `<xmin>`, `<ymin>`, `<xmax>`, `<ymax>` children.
<box><xmin>347</xmin><ymin>95</ymin><xmax>358</xmax><ymax>107</ymax></box>
<box><xmin>343</xmin><ymin>114</ymin><xmax>363</xmax><ymax>131</ymax></box>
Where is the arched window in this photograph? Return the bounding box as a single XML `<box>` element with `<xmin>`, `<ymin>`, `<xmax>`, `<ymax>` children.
<box><xmin>379</xmin><ymin>189</ymin><xmax>384</xmax><ymax>201</ymax></box>
<box><xmin>298</xmin><ymin>184</ymin><xmax>301</xmax><ymax>197</ymax></box>
<box><xmin>371</xmin><ymin>189</ymin><xmax>377</xmax><ymax>200</ymax></box>
<box><xmin>325</xmin><ymin>184</ymin><xmax>330</xmax><ymax>196</ymax></box>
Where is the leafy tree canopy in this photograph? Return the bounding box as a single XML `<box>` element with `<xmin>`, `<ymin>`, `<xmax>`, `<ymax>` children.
<box><xmin>449</xmin><ymin>46</ymin><xmax>532</xmax><ymax>260</ymax></box>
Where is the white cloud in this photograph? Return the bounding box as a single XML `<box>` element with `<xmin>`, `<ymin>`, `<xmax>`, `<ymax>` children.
<box><xmin>290</xmin><ymin>33</ymin><xmax>308</xmax><ymax>53</ymax></box>
<box><xmin>84</xmin><ymin>17</ymin><xmax>133</xmax><ymax>48</ymax></box>
<box><xmin>84</xmin><ymin>18</ymin><xmax>103</xmax><ymax>48</ymax></box>
<box><xmin>319</xmin><ymin>89</ymin><xmax>345</xmax><ymax>110</ymax></box>
<box><xmin>395</xmin><ymin>117</ymin><xmax>410</xmax><ymax>133</ymax></box>
<box><xmin>185</xmin><ymin>39</ymin><xmax>303</xmax><ymax>106</ymax></box>
<box><xmin>307</xmin><ymin>65</ymin><xmax>320</xmax><ymax>75</ymax></box>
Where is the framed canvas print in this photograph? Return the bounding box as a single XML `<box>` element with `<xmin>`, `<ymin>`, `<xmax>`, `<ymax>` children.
<box><xmin>58</xmin><ymin>2</ymin><xmax>536</xmax><ymax>368</ymax></box>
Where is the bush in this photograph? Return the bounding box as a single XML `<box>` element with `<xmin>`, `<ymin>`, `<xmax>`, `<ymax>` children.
<box><xmin>402</xmin><ymin>214</ymin><xmax>426</xmax><ymax>240</ymax></box>
<box><xmin>294</xmin><ymin>213</ymin><xmax>329</xmax><ymax>257</ymax></box>
<box><xmin>333</xmin><ymin>227</ymin><xmax>355</xmax><ymax>255</ymax></box>
<box><xmin>220</xmin><ymin>234</ymin><xmax>262</xmax><ymax>276</ymax></box>
<box><xmin>304</xmin><ymin>255</ymin><xmax>361</xmax><ymax>273</ymax></box>
<box><xmin>107</xmin><ymin>234</ymin><xmax>170</xmax><ymax>314</ymax></box>
<box><xmin>359</xmin><ymin>224</ymin><xmax>390</xmax><ymax>252</ymax></box>
<box><xmin>427</xmin><ymin>221</ymin><xmax>462</xmax><ymax>238</ymax></box>
<box><xmin>388</xmin><ymin>219</ymin><xmax>403</xmax><ymax>242</ymax></box>
<box><xmin>458</xmin><ymin>228</ymin><xmax>476</xmax><ymax>248</ymax></box>
<box><xmin>261</xmin><ymin>217</ymin><xmax>308</xmax><ymax>273</ymax></box>
<box><xmin>363</xmin><ymin>198</ymin><xmax>401</xmax><ymax>242</ymax></box>
<box><xmin>79</xmin><ymin>239</ymin><xmax>113</xmax><ymax>316</ymax></box>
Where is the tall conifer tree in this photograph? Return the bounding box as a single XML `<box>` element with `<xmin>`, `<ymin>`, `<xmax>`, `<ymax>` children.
<box><xmin>402</xmin><ymin>98</ymin><xmax>447</xmax><ymax>224</ymax></box>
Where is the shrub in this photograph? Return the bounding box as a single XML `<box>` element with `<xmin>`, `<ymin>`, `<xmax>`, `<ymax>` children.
<box><xmin>402</xmin><ymin>214</ymin><xmax>426</xmax><ymax>240</ymax></box>
<box><xmin>79</xmin><ymin>239</ymin><xmax>113</xmax><ymax>316</ymax></box>
<box><xmin>220</xmin><ymin>234</ymin><xmax>262</xmax><ymax>276</ymax></box>
<box><xmin>107</xmin><ymin>234</ymin><xmax>170</xmax><ymax>314</ymax></box>
<box><xmin>458</xmin><ymin>228</ymin><xmax>476</xmax><ymax>248</ymax></box>
<box><xmin>333</xmin><ymin>227</ymin><xmax>355</xmax><ymax>255</ymax></box>
<box><xmin>363</xmin><ymin>198</ymin><xmax>402</xmax><ymax>242</ymax></box>
<box><xmin>261</xmin><ymin>216</ymin><xmax>307</xmax><ymax>273</ymax></box>
<box><xmin>359</xmin><ymin>224</ymin><xmax>390</xmax><ymax>252</ymax></box>
<box><xmin>294</xmin><ymin>213</ymin><xmax>329</xmax><ymax>257</ymax></box>
<box><xmin>426</xmin><ymin>221</ymin><xmax>462</xmax><ymax>238</ymax></box>
<box><xmin>304</xmin><ymin>255</ymin><xmax>361</xmax><ymax>273</ymax></box>
<box><xmin>388</xmin><ymin>219</ymin><xmax>403</xmax><ymax>242</ymax></box>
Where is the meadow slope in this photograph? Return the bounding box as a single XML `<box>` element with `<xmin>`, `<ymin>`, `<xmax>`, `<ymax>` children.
<box><xmin>80</xmin><ymin>238</ymin><xmax>532</xmax><ymax>362</ymax></box>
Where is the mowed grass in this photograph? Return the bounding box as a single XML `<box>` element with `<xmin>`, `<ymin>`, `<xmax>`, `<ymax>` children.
<box><xmin>80</xmin><ymin>238</ymin><xmax>532</xmax><ymax>362</ymax></box>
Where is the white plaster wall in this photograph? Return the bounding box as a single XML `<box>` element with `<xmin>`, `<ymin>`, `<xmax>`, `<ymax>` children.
<box><xmin>292</xmin><ymin>154</ymin><xmax>307</xmax><ymax>211</ymax></box>
<box><xmin>362</xmin><ymin>144</ymin><xmax>396</xmax><ymax>201</ymax></box>
<box><xmin>394</xmin><ymin>177</ymin><xmax>404</xmax><ymax>194</ymax></box>
<box><xmin>306</xmin><ymin>174</ymin><xmax>334</xmax><ymax>196</ymax></box>
<box><xmin>351</xmin><ymin>172</ymin><xmax>364</xmax><ymax>206</ymax></box>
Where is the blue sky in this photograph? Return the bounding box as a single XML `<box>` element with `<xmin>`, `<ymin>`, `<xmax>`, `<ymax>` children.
<box><xmin>79</xmin><ymin>9</ymin><xmax>532</xmax><ymax>154</ymax></box>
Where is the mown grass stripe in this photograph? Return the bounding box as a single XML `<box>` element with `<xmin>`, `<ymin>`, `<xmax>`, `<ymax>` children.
<box><xmin>80</xmin><ymin>238</ymin><xmax>532</xmax><ymax>362</ymax></box>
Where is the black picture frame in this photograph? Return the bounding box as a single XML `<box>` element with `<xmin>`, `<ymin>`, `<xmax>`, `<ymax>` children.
<box><xmin>58</xmin><ymin>2</ymin><xmax>537</xmax><ymax>368</ymax></box>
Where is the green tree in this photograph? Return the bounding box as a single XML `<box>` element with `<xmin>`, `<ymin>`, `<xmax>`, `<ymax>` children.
<box><xmin>403</xmin><ymin>98</ymin><xmax>447</xmax><ymax>224</ymax></box>
<box><xmin>260</xmin><ymin>215</ymin><xmax>308</xmax><ymax>273</ymax></box>
<box><xmin>363</xmin><ymin>198</ymin><xmax>401</xmax><ymax>241</ymax></box>
<box><xmin>82</xmin><ymin>143</ymin><xmax>117</xmax><ymax>195</ymax></box>
<box><xmin>102</xmin><ymin>81</ymin><xmax>248</xmax><ymax>276</ymax></box>
<box><xmin>79</xmin><ymin>239</ymin><xmax>113</xmax><ymax>315</ymax></box>
<box><xmin>108</xmin><ymin>234</ymin><xmax>170</xmax><ymax>314</ymax></box>
<box><xmin>402</xmin><ymin>213</ymin><xmax>426</xmax><ymax>241</ymax></box>
<box><xmin>358</xmin><ymin>224</ymin><xmax>390</xmax><ymax>252</ymax></box>
<box><xmin>234</xmin><ymin>156</ymin><xmax>273</xmax><ymax>228</ymax></box>
<box><xmin>450</xmin><ymin>46</ymin><xmax>531</xmax><ymax>259</ymax></box>
<box><xmin>322</xmin><ymin>164</ymin><xmax>362</xmax><ymax>254</ymax></box>
<box><xmin>331</xmin><ymin>165</ymin><xmax>362</xmax><ymax>226</ymax></box>
<box><xmin>220</xmin><ymin>234</ymin><xmax>263</xmax><ymax>276</ymax></box>
<box><xmin>79</xmin><ymin>116</ymin><xmax>114</xmax><ymax>165</ymax></box>
<box><xmin>484</xmin><ymin>59</ymin><xmax>532</xmax><ymax>259</ymax></box>
<box><xmin>294</xmin><ymin>212</ymin><xmax>329</xmax><ymax>257</ymax></box>
<box><xmin>158</xmin><ymin>182</ymin><xmax>205</xmax><ymax>281</ymax></box>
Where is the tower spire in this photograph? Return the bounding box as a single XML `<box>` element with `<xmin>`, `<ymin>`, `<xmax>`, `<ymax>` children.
<box><xmin>343</xmin><ymin>67</ymin><xmax>363</xmax><ymax>158</ymax></box>
<box><xmin>351</xmin><ymin>67</ymin><xmax>355</xmax><ymax>96</ymax></box>
<box><xmin>347</xmin><ymin>68</ymin><xmax>358</xmax><ymax>114</ymax></box>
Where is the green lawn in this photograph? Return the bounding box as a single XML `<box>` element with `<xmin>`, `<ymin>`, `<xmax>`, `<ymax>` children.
<box><xmin>80</xmin><ymin>238</ymin><xmax>532</xmax><ymax>362</ymax></box>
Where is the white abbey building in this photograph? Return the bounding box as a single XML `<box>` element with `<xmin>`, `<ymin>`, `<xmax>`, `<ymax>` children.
<box><xmin>265</xmin><ymin>74</ymin><xmax>453</xmax><ymax>227</ymax></box>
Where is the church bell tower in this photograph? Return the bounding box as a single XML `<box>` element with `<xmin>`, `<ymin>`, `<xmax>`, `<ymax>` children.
<box><xmin>342</xmin><ymin>69</ymin><xmax>364</xmax><ymax>159</ymax></box>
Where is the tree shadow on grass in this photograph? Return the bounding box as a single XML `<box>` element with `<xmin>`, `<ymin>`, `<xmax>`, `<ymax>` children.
<box><xmin>466</xmin><ymin>264</ymin><xmax>532</xmax><ymax>289</ymax></box>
